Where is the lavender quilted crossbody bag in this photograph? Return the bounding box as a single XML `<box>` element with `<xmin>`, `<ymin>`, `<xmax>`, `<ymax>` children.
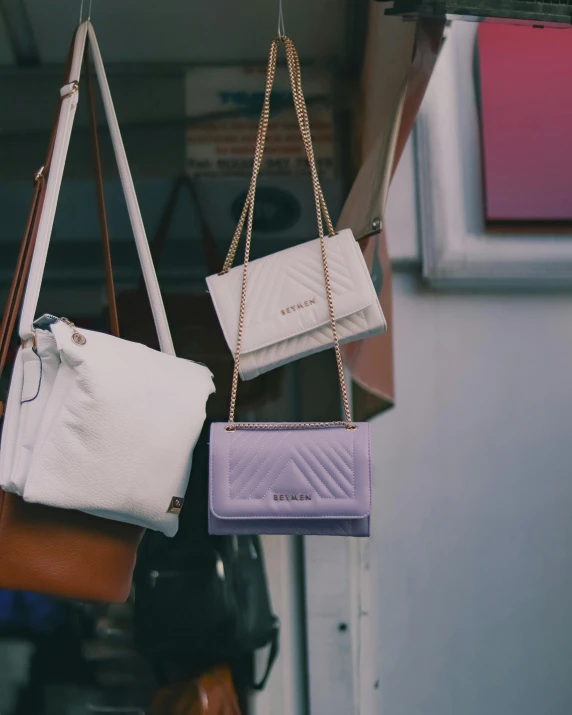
<box><xmin>208</xmin><ymin>36</ymin><xmax>371</xmax><ymax>537</ymax></box>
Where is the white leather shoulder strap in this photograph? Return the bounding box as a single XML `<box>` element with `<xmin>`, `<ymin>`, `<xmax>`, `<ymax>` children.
<box><xmin>19</xmin><ymin>21</ymin><xmax>176</xmax><ymax>356</ymax></box>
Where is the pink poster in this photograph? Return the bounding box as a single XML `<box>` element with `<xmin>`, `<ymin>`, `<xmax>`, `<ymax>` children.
<box><xmin>478</xmin><ymin>24</ymin><xmax>572</xmax><ymax>222</ymax></box>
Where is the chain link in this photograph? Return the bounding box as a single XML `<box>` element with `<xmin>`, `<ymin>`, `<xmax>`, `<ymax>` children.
<box><xmin>225</xmin><ymin>36</ymin><xmax>353</xmax><ymax>428</ymax></box>
<box><xmin>226</xmin><ymin>422</ymin><xmax>357</xmax><ymax>431</ymax></box>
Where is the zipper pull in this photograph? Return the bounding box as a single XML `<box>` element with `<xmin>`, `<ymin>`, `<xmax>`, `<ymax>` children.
<box><xmin>60</xmin><ymin>317</ymin><xmax>87</xmax><ymax>346</ymax></box>
<box><xmin>33</xmin><ymin>314</ymin><xmax>59</xmax><ymax>330</ymax></box>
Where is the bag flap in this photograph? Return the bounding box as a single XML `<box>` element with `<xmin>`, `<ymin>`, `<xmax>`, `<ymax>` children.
<box><xmin>209</xmin><ymin>422</ymin><xmax>371</xmax><ymax>520</ymax></box>
<box><xmin>206</xmin><ymin>229</ymin><xmax>376</xmax><ymax>355</ymax></box>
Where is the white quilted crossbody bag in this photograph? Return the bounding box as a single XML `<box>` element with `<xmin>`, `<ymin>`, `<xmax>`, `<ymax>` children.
<box><xmin>0</xmin><ymin>22</ymin><xmax>214</xmax><ymax>537</ymax></box>
<box><xmin>206</xmin><ymin>36</ymin><xmax>386</xmax><ymax>381</ymax></box>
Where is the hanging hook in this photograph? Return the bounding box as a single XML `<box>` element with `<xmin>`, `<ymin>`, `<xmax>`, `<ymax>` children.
<box><xmin>277</xmin><ymin>0</ymin><xmax>286</xmax><ymax>37</ymax></box>
<box><xmin>78</xmin><ymin>0</ymin><xmax>93</xmax><ymax>25</ymax></box>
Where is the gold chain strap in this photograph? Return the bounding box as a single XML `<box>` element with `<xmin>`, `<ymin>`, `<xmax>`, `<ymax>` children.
<box><xmin>224</xmin><ymin>36</ymin><xmax>353</xmax><ymax>430</ymax></box>
<box><xmin>220</xmin><ymin>37</ymin><xmax>334</xmax><ymax>273</ymax></box>
<box><xmin>227</xmin><ymin>421</ymin><xmax>351</xmax><ymax>430</ymax></box>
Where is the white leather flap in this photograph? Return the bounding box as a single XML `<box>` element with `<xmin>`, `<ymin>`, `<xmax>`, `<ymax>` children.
<box><xmin>206</xmin><ymin>229</ymin><xmax>375</xmax><ymax>355</ymax></box>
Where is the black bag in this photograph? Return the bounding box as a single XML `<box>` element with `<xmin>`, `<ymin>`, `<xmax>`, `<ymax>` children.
<box><xmin>134</xmin><ymin>421</ymin><xmax>279</xmax><ymax>690</ymax></box>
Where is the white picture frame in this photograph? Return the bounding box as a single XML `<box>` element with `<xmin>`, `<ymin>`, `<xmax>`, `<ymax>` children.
<box><xmin>416</xmin><ymin>22</ymin><xmax>572</xmax><ymax>288</ymax></box>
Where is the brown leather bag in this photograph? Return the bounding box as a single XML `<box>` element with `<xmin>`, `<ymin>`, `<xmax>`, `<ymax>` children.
<box><xmin>0</xmin><ymin>32</ymin><xmax>142</xmax><ymax>602</ymax></box>
<box><xmin>150</xmin><ymin>666</ymin><xmax>241</xmax><ymax>715</ymax></box>
<box><xmin>115</xmin><ymin>176</ymin><xmax>283</xmax><ymax>419</ymax></box>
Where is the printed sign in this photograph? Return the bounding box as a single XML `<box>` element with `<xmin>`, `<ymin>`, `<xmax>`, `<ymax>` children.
<box><xmin>185</xmin><ymin>66</ymin><xmax>335</xmax><ymax>178</ymax></box>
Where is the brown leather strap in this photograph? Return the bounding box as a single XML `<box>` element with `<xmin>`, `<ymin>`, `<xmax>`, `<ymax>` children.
<box><xmin>0</xmin><ymin>31</ymin><xmax>79</xmax><ymax>395</ymax></box>
<box><xmin>84</xmin><ymin>42</ymin><xmax>119</xmax><ymax>338</ymax></box>
<box><xmin>0</xmin><ymin>32</ymin><xmax>75</xmax><ymax>400</ymax></box>
<box><xmin>0</xmin><ymin>175</ymin><xmax>44</xmax><ymax>400</ymax></box>
<box><xmin>0</xmin><ymin>31</ymin><xmax>118</xmax><ymax>413</ymax></box>
<box><xmin>137</xmin><ymin>175</ymin><xmax>221</xmax><ymax>292</ymax></box>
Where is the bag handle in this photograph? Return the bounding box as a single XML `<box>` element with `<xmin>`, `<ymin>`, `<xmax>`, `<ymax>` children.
<box><xmin>220</xmin><ymin>38</ymin><xmax>335</xmax><ymax>274</ymax></box>
<box><xmin>18</xmin><ymin>22</ymin><xmax>175</xmax><ymax>356</ymax></box>
<box><xmin>224</xmin><ymin>37</ymin><xmax>354</xmax><ymax>429</ymax></box>
<box><xmin>252</xmin><ymin>617</ymin><xmax>280</xmax><ymax>691</ymax></box>
<box><xmin>137</xmin><ymin>175</ymin><xmax>222</xmax><ymax>292</ymax></box>
<box><xmin>84</xmin><ymin>40</ymin><xmax>119</xmax><ymax>338</ymax></box>
<box><xmin>0</xmin><ymin>28</ymin><xmax>118</xmax><ymax>416</ymax></box>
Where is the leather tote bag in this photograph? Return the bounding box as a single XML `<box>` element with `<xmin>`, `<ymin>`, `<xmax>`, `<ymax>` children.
<box><xmin>0</xmin><ymin>22</ymin><xmax>214</xmax><ymax>537</ymax></box>
<box><xmin>0</xmin><ymin>30</ymin><xmax>142</xmax><ymax>602</ymax></box>
<box><xmin>206</xmin><ymin>36</ymin><xmax>386</xmax><ymax>381</ymax></box>
<box><xmin>116</xmin><ymin>176</ymin><xmax>283</xmax><ymax>419</ymax></box>
<box><xmin>134</xmin><ymin>422</ymin><xmax>279</xmax><ymax>691</ymax></box>
<box><xmin>208</xmin><ymin>37</ymin><xmax>372</xmax><ymax>537</ymax></box>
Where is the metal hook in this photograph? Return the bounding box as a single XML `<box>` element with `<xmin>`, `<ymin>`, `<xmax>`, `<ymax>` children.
<box><xmin>277</xmin><ymin>0</ymin><xmax>286</xmax><ymax>37</ymax></box>
<box><xmin>78</xmin><ymin>0</ymin><xmax>93</xmax><ymax>25</ymax></box>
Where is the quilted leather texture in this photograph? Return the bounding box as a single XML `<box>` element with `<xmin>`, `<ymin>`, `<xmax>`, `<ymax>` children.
<box><xmin>206</xmin><ymin>229</ymin><xmax>386</xmax><ymax>380</ymax></box>
<box><xmin>209</xmin><ymin>423</ymin><xmax>371</xmax><ymax>536</ymax></box>
<box><xmin>1</xmin><ymin>321</ymin><xmax>214</xmax><ymax>537</ymax></box>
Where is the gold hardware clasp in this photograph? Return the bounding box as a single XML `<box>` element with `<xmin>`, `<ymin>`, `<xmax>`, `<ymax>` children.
<box><xmin>60</xmin><ymin>317</ymin><xmax>86</xmax><ymax>346</ymax></box>
<box><xmin>61</xmin><ymin>81</ymin><xmax>79</xmax><ymax>99</ymax></box>
<box><xmin>20</xmin><ymin>333</ymin><xmax>37</xmax><ymax>350</ymax></box>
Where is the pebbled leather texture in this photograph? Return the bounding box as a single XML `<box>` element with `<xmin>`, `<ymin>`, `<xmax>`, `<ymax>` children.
<box><xmin>0</xmin><ymin>26</ymin><xmax>144</xmax><ymax>602</ymax></box>
<box><xmin>209</xmin><ymin>422</ymin><xmax>371</xmax><ymax>537</ymax></box>
<box><xmin>2</xmin><ymin>22</ymin><xmax>215</xmax><ymax>537</ymax></box>
<box><xmin>206</xmin><ymin>229</ymin><xmax>386</xmax><ymax>380</ymax></box>
<box><xmin>0</xmin><ymin>489</ymin><xmax>142</xmax><ymax>602</ymax></box>
<box><xmin>1</xmin><ymin>321</ymin><xmax>214</xmax><ymax>536</ymax></box>
<box><xmin>0</xmin><ymin>332</ymin><xmax>60</xmax><ymax>497</ymax></box>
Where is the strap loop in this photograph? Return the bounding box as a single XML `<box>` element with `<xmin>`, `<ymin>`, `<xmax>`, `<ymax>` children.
<box><xmin>60</xmin><ymin>81</ymin><xmax>79</xmax><ymax>99</ymax></box>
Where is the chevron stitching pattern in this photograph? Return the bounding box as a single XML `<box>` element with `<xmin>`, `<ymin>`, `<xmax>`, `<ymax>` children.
<box><xmin>229</xmin><ymin>429</ymin><xmax>355</xmax><ymax>501</ymax></box>
<box><xmin>208</xmin><ymin>229</ymin><xmax>385</xmax><ymax>378</ymax></box>
<box><xmin>242</xmin><ymin>307</ymin><xmax>373</xmax><ymax>375</ymax></box>
<box><xmin>244</xmin><ymin>239</ymin><xmax>356</xmax><ymax>328</ymax></box>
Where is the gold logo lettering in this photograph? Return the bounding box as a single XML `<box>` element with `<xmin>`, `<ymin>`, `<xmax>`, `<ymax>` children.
<box><xmin>279</xmin><ymin>297</ymin><xmax>316</xmax><ymax>317</ymax></box>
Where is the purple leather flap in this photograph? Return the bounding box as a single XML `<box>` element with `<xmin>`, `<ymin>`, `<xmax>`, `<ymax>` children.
<box><xmin>209</xmin><ymin>423</ymin><xmax>371</xmax><ymax>521</ymax></box>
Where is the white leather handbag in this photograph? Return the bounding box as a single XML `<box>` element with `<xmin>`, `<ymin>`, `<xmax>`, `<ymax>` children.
<box><xmin>206</xmin><ymin>36</ymin><xmax>386</xmax><ymax>381</ymax></box>
<box><xmin>0</xmin><ymin>22</ymin><xmax>215</xmax><ymax>538</ymax></box>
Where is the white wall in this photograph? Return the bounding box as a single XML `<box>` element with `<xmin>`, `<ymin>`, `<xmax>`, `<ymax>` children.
<box><xmin>384</xmin><ymin>135</ymin><xmax>419</xmax><ymax>264</ymax></box>
<box><xmin>370</xmin><ymin>273</ymin><xmax>572</xmax><ymax>715</ymax></box>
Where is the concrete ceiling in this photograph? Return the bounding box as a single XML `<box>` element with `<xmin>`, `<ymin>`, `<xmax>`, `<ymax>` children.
<box><xmin>0</xmin><ymin>0</ymin><xmax>354</xmax><ymax>66</ymax></box>
<box><xmin>0</xmin><ymin>16</ymin><xmax>14</xmax><ymax>64</ymax></box>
